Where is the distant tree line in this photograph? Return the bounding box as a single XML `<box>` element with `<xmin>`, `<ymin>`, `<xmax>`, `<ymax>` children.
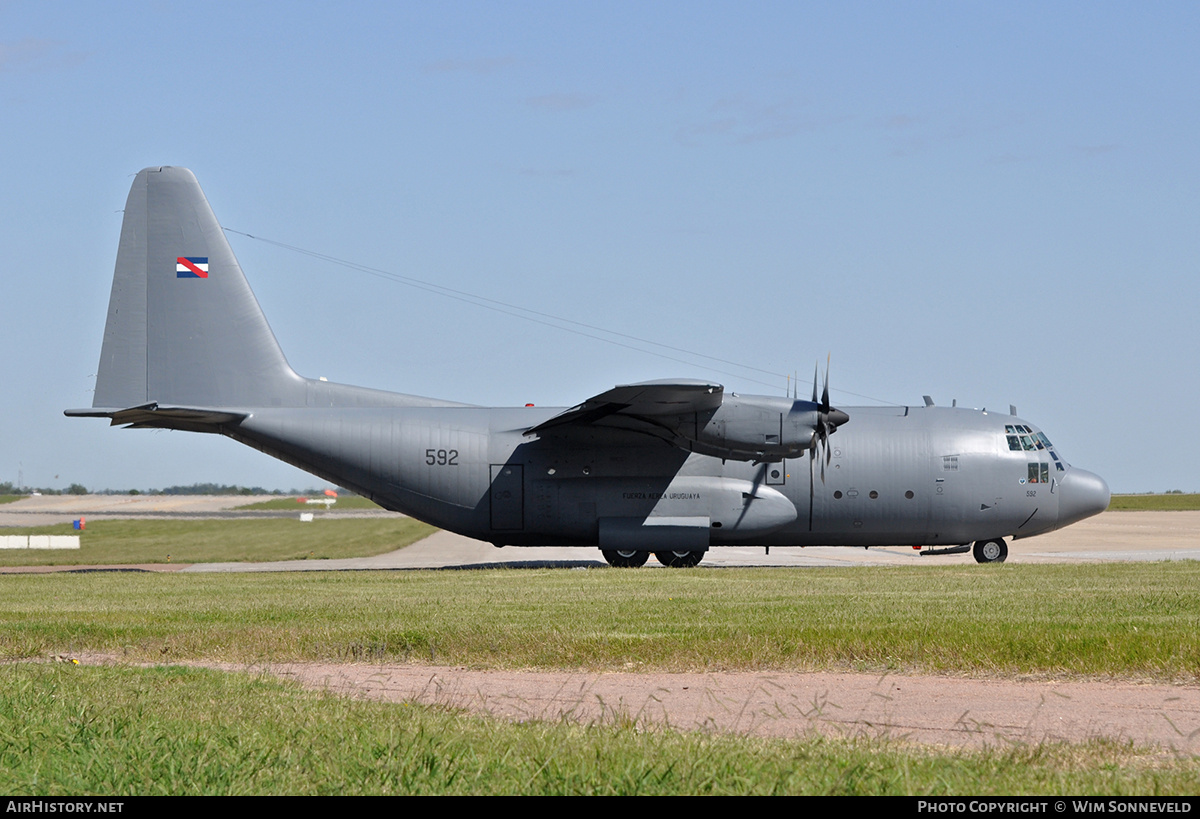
<box><xmin>159</xmin><ymin>483</ymin><xmax>278</xmax><ymax>496</ymax></box>
<box><xmin>0</xmin><ymin>481</ymin><xmax>87</xmax><ymax>496</ymax></box>
<box><xmin>0</xmin><ymin>480</ymin><xmax>355</xmax><ymax>497</ymax></box>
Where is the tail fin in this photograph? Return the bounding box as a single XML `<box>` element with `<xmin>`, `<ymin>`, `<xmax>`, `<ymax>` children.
<box><xmin>91</xmin><ymin>166</ymin><xmax>305</xmax><ymax>409</ymax></box>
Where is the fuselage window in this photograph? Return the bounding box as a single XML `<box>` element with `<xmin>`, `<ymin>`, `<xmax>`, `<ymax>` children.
<box><xmin>1028</xmin><ymin>463</ymin><xmax>1040</xmax><ymax>483</ymax></box>
<box><xmin>1056</xmin><ymin>462</ymin><xmax>1065</xmax><ymax>472</ymax></box>
<box><xmin>1041</xmin><ymin>463</ymin><xmax>1050</xmax><ymax>483</ymax></box>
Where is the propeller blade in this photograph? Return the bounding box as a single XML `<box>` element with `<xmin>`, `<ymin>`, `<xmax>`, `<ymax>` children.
<box><xmin>809</xmin><ymin>442</ymin><xmax>818</xmax><ymax>526</ymax></box>
<box><xmin>821</xmin><ymin>353</ymin><xmax>830</xmax><ymax>413</ymax></box>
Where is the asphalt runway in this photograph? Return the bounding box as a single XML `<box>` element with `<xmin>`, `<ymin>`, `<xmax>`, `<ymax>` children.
<box><xmin>2</xmin><ymin>494</ymin><xmax>1198</xmax><ymax>572</ymax></box>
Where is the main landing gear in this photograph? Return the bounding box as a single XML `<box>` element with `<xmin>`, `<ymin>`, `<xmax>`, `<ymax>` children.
<box><xmin>654</xmin><ymin>550</ymin><xmax>704</xmax><ymax>568</ymax></box>
<box><xmin>600</xmin><ymin>549</ymin><xmax>705</xmax><ymax>568</ymax></box>
<box><xmin>972</xmin><ymin>538</ymin><xmax>1009</xmax><ymax>564</ymax></box>
<box><xmin>601</xmin><ymin>549</ymin><xmax>650</xmax><ymax>568</ymax></box>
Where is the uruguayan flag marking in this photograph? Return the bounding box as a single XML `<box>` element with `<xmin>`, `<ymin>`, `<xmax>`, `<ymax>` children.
<box><xmin>176</xmin><ymin>257</ymin><xmax>209</xmax><ymax>278</ymax></box>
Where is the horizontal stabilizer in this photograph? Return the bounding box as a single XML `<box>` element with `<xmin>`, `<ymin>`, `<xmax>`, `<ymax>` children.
<box><xmin>65</xmin><ymin>403</ymin><xmax>246</xmax><ymax>431</ymax></box>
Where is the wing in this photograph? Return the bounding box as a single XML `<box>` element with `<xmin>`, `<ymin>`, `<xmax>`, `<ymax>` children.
<box><xmin>526</xmin><ymin>380</ymin><xmax>836</xmax><ymax>463</ymax></box>
<box><xmin>524</xmin><ymin>379</ymin><xmax>724</xmax><ymax>436</ymax></box>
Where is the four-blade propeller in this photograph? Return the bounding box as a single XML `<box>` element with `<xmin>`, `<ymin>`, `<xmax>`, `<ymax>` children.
<box><xmin>809</xmin><ymin>356</ymin><xmax>849</xmax><ymax>484</ymax></box>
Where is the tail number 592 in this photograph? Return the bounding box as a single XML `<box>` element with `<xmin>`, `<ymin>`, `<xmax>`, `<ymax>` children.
<box><xmin>425</xmin><ymin>449</ymin><xmax>459</xmax><ymax>466</ymax></box>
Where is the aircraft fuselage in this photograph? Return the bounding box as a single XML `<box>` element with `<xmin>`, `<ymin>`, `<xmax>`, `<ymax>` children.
<box><xmin>226</xmin><ymin>398</ymin><xmax>1106</xmax><ymax>551</ymax></box>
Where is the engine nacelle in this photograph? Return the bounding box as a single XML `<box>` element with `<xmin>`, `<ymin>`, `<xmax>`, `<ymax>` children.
<box><xmin>688</xmin><ymin>395</ymin><xmax>823</xmax><ymax>462</ymax></box>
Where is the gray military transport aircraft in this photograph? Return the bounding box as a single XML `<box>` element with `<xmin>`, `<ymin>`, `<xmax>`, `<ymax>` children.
<box><xmin>67</xmin><ymin>167</ymin><xmax>1111</xmax><ymax>567</ymax></box>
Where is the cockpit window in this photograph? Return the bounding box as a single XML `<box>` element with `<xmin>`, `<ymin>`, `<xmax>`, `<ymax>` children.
<box><xmin>1004</xmin><ymin>427</ymin><xmax>1058</xmax><ymax>457</ymax></box>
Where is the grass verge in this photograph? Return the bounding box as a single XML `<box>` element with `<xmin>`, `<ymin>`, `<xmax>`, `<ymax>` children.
<box><xmin>1</xmin><ymin>663</ymin><xmax>1195</xmax><ymax>795</ymax></box>
<box><xmin>0</xmin><ymin>518</ymin><xmax>435</xmax><ymax>566</ymax></box>
<box><xmin>2</xmin><ymin>562</ymin><xmax>1197</xmax><ymax>680</ymax></box>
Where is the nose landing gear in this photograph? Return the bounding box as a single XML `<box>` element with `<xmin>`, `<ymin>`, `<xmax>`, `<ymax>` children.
<box><xmin>973</xmin><ymin>538</ymin><xmax>1008</xmax><ymax>563</ymax></box>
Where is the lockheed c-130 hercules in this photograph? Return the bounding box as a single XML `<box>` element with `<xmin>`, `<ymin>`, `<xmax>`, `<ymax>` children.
<box><xmin>68</xmin><ymin>167</ymin><xmax>1111</xmax><ymax>567</ymax></box>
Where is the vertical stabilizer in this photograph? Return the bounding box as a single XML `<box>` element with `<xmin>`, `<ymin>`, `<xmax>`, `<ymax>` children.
<box><xmin>93</xmin><ymin>167</ymin><xmax>305</xmax><ymax>409</ymax></box>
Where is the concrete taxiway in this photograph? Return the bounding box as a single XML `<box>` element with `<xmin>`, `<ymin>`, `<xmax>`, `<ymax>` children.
<box><xmin>182</xmin><ymin>511</ymin><xmax>1200</xmax><ymax>572</ymax></box>
<box><xmin>2</xmin><ymin>494</ymin><xmax>1195</xmax><ymax>572</ymax></box>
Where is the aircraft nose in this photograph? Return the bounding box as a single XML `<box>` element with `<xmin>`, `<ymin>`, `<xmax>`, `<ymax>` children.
<box><xmin>1057</xmin><ymin>468</ymin><xmax>1110</xmax><ymax>528</ymax></box>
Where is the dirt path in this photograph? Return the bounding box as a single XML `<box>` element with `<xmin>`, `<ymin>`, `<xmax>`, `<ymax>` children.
<box><xmin>201</xmin><ymin>661</ymin><xmax>1200</xmax><ymax>752</ymax></box>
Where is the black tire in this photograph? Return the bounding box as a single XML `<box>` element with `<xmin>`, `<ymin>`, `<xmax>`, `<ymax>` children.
<box><xmin>602</xmin><ymin>549</ymin><xmax>649</xmax><ymax>568</ymax></box>
<box><xmin>653</xmin><ymin>550</ymin><xmax>704</xmax><ymax>568</ymax></box>
<box><xmin>973</xmin><ymin>538</ymin><xmax>1008</xmax><ymax>563</ymax></box>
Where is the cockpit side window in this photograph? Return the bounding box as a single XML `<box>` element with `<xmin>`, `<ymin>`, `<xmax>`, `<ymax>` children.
<box><xmin>1007</xmin><ymin>435</ymin><xmax>1022</xmax><ymax>451</ymax></box>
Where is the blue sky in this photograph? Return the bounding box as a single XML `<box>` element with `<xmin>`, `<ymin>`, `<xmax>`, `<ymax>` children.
<box><xmin>2</xmin><ymin>1</ymin><xmax>1196</xmax><ymax>493</ymax></box>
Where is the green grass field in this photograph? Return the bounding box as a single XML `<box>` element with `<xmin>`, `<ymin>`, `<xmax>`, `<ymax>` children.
<box><xmin>4</xmin><ymin>514</ymin><xmax>1199</xmax><ymax>795</ymax></box>
<box><xmin>0</xmin><ymin>495</ymin><xmax>25</xmax><ymax>505</ymax></box>
<box><xmin>0</xmin><ymin>517</ymin><xmax>434</xmax><ymax>566</ymax></box>
<box><xmin>3</xmin><ymin>562</ymin><xmax>1198</xmax><ymax>679</ymax></box>
<box><xmin>2</xmin><ymin>563</ymin><xmax>1199</xmax><ymax>795</ymax></box>
<box><xmin>1109</xmin><ymin>493</ymin><xmax>1200</xmax><ymax>511</ymax></box>
<box><xmin>2</xmin><ymin>662</ymin><xmax>1195</xmax><ymax>796</ymax></box>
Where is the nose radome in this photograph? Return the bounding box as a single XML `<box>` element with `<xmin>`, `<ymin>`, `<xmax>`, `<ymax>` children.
<box><xmin>1058</xmin><ymin>468</ymin><xmax>1110</xmax><ymax>528</ymax></box>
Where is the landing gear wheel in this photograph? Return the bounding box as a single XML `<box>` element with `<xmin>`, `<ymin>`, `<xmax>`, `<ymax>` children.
<box><xmin>654</xmin><ymin>550</ymin><xmax>704</xmax><ymax>568</ymax></box>
<box><xmin>601</xmin><ymin>549</ymin><xmax>649</xmax><ymax>568</ymax></box>
<box><xmin>973</xmin><ymin>538</ymin><xmax>1008</xmax><ymax>564</ymax></box>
